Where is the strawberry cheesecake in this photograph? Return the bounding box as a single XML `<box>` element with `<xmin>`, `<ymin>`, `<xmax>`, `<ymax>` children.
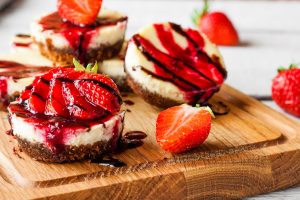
<box><xmin>0</xmin><ymin>60</ymin><xmax>52</xmax><ymax>109</ymax></box>
<box><xmin>31</xmin><ymin>9</ymin><xmax>128</xmax><ymax>66</ymax></box>
<box><xmin>12</xmin><ymin>34</ymin><xmax>129</xmax><ymax>92</ymax></box>
<box><xmin>8</xmin><ymin>65</ymin><xmax>124</xmax><ymax>163</ymax></box>
<box><xmin>125</xmin><ymin>22</ymin><xmax>227</xmax><ymax>107</ymax></box>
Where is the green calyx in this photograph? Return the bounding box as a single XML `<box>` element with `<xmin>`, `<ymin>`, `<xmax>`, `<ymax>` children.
<box><xmin>73</xmin><ymin>58</ymin><xmax>98</xmax><ymax>74</ymax></box>
<box><xmin>191</xmin><ymin>0</ymin><xmax>209</xmax><ymax>27</ymax></box>
<box><xmin>277</xmin><ymin>63</ymin><xmax>298</xmax><ymax>73</ymax></box>
<box><xmin>194</xmin><ymin>104</ymin><xmax>215</xmax><ymax>118</ymax></box>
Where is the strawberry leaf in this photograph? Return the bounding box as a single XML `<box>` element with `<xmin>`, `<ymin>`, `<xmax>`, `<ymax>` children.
<box><xmin>191</xmin><ymin>0</ymin><xmax>210</xmax><ymax>27</ymax></box>
<box><xmin>85</xmin><ymin>63</ymin><xmax>93</xmax><ymax>72</ymax></box>
<box><xmin>277</xmin><ymin>66</ymin><xmax>286</xmax><ymax>73</ymax></box>
<box><xmin>73</xmin><ymin>58</ymin><xmax>98</xmax><ymax>74</ymax></box>
<box><xmin>91</xmin><ymin>61</ymin><xmax>99</xmax><ymax>74</ymax></box>
<box><xmin>289</xmin><ymin>64</ymin><xmax>298</xmax><ymax>69</ymax></box>
<box><xmin>73</xmin><ymin>58</ymin><xmax>85</xmax><ymax>72</ymax></box>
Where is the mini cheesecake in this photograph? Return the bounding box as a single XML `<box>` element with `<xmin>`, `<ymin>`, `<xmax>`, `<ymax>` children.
<box><xmin>8</xmin><ymin>67</ymin><xmax>125</xmax><ymax>163</ymax></box>
<box><xmin>0</xmin><ymin>60</ymin><xmax>52</xmax><ymax>109</ymax></box>
<box><xmin>12</xmin><ymin>34</ymin><xmax>130</xmax><ymax>92</ymax></box>
<box><xmin>31</xmin><ymin>9</ymin><xmax>128</xmax><ymax>66</ymax></box>
<box><xmin>125</xmin><ymin>22</ymin><xmax>227</xmax><ymax>107</ymax></box>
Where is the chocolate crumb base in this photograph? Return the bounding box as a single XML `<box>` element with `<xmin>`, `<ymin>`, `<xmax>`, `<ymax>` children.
<box><xmin>34</xmin><ymin>38</ymin><xmax>124</xmax><ymax>66</ymax></box>
<box><xmin>16</xmin><ymin>136</ymin><xmax>117</xmax><ymax>163</ymax></box>
<box><xmin>126</xmin><ymin>73</ymin><xmax>180</xmax><ymax>108</ymax></box>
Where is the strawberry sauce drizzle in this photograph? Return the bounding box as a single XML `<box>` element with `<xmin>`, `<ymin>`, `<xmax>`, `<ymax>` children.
<box><xmin>0</xmin><ymin>78</ymin><xmax>8</xmax><ymax>103</ymax></box>
<box><xmin>0</xmin><ymin>60</ymin><xmax>52</xmax><ymax>106</ymax></box>
<box><xmin>13</xmin><ymin>42</ymin><xmax>32</xmax><ymax>48</ymax></box>
<box><xmin>0</xmin><ymin>60</ymin><xmax>52</xmax><ymax>79</ymax></box>
<box><xmin>12</xmin><ymin>68</ymin><xmax>123</xmax><ymax>153</ymax></box>
<box><xmin>39</xmin><ymin>12</ymin><xmax>128</xmax><ymax>64</ymax></box>
<box><xmin>9</xmin><ymin>103</ymin><xmax>120</xmax><ymax>153</ymax></box>
<box><xmin>132</xmin><ymin>23</ymin><xmax>227</xmax><ymax>104</ymax></box>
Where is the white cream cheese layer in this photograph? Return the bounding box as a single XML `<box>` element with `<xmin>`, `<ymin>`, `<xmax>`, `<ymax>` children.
<box><xmin>9</xmin><ymin>107</ymin><xmax>125</xmax><ymax>147</ymax></box>
<box><xmin>31</xmin><ymin>9</ymin><xmax>127</xmax><ymax>50</ymax></box>
<box><xmin>125</xmin><ymin>22</ymin><xmax>225</xmax><ymax>103</ymax></box>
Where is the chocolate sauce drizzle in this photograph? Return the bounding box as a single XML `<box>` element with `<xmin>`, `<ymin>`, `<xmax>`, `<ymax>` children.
<box><xmin>202</xmin><ymin>100</ymin><xmax>230</xmax><ymax>115</ymax></box>
<box><xmin>90</xmin><ymin>155</ymin><xmax>126</xmax><ymax>167</ymax></box>
<box><xmin>15</xmin><ymin>34</ymin><xmax>31</xmax><ymax>38</ymax></box>
<box><xmin>124</xmin><ymin>100</ymin><xmax>134</xmax><ymax>106</ymax></box>
<box><xmin>169</xmin><ymin>23</ymin><xmax>227</xmax><ymax>78</ymax></box>
<box><xmin>90</xmin><ymin>131</ymin><xmax>147</xmax><ymax>167</ymax></box>
<box><xmin>132</xmin><ymin>23</ymin><xmax>227</xmax><ymax>104</ymax></box>
<box><xmin>117</xmin><ymin>131</ymin><xmax>147</xmax><ymax>151</ymax></box>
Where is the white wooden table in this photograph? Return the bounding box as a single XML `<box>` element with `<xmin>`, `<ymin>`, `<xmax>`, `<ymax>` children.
<box><xmin>0</xmin><ymin>0</ymin><xmax>300</xmax><ymax>199</ymax></box>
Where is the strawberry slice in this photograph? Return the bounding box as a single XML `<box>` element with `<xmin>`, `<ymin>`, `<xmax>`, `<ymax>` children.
<box><xmin>156</xmin><ymin>104</ymin><xmax>213</xmax><ymax>153</ymax></box>
<box><xmin>75</xmin><ymin>79</ymin><xmax>121</xmax><ymax>114</ymax></box>
<box><xmin>18</xmin><ymin>61</ymin><xmax>122</xmax><ymax>120</ymax></box>
<box><xmin>27</xmin><ymin>77</ymin><xmax>51</xmax><ymax>113</ymax></box>
<box><xmin>62</xmin><ymin>82</ymin><xmax>105</xmax><ymax>120</ymax></box>
<box><xmin>79</xmin><ymin>73</ymin><xmax>121</xmax><ymax>95</ymax></box>
<box><xmin>45</xmin><ymin>79</ymin><xmax>69</xmax><ymax>117</ymax></box>
<box><xmin>57</xmin><ymin>0</ymin><xmax>103</xmax><ymax>26</ymax></box>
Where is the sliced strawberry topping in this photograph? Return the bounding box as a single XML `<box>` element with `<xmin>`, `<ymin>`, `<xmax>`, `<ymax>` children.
<box><xmin>62</xmin><ymin>81</ymin><xmax>106</xmax><ymax>120</ymax></box>
<box><xmin>18</xmin><ymin>65</ymin><xmax>121</xmax><ymax>120</ymax></box>
<box><xmin>156</xmin><ymin>104</ymin><xmax>212</xmax><ymax>153</ymax></box>
<box><xmin>57</xmin><ymin>0</ymin><xmax>103</xmax><ymax>26</ymax></box>
<box><xmin>45</xmin><ymin>79</ymin><xmax>69</xmax><ymax>117</ymax></box>
<box><xmin>75</xmin><ymin>80</ymin><xmax>120</xmax><ymax>114</ymax></box>
<box><xmin>28</xmin><ymin>78</ymin><xmax>50</xmax><ymax>113</ymax></box>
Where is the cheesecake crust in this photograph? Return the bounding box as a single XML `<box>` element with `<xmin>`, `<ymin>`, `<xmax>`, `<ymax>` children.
<box><xmin>34</xmin><ymin>38</ymin><xmax>124</xmax><ymax>66</ymax></box>
<box><xmin>126</xmin><ymin>72</ymin><xmax>180</xmax><ymax>108</ymax></box>
<box><xmin>16</xmin><ymin>136</ymin><xmax>119</xmax><ymax>163</ymax></box>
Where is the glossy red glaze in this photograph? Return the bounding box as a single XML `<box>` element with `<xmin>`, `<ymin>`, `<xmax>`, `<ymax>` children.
<box><xmin>132</xmin><ymin>23</ymin><xmax>227</xmax><ymax>104</ymax></box>
<box><xmin>0</xmin><ymin>60</ymin><xmax>52</xmax><ymax>79</ymax></box>
<box><xmin>0</xmin><ymin>78</ymin><xmax>8</xmax><ymax>100</ymax></box>
<box><xmin>19</xmin><ymin>67</ymin><xmax>122</xmax><ymax>120</ymax></box>
<box><xmin>9</xmin><ymin>103</ymin><xmax>121</xmax><ymax>153</ymax></box>
<box><xmin>13</xmin><ymin>42</ymin><xmax>32</xmax><ymax>48</ymax></box>
<box><xmin>38</xmin><ymin>12</ymin><xmax>127</xmax><ymax>64</ymax></box>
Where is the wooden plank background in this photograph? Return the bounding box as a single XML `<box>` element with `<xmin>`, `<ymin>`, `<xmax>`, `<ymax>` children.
<box><xmin>0</xmin><ymin>0</ymin><xmax>299</xmax><ymax>199</ymax></box>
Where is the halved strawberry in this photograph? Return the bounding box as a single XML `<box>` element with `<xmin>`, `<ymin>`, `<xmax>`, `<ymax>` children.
<box><xmin>57</xmin><ymin>0</ymin><xmax>103</xmax><ymax>26</ymax></box>
<box><xmin>156</xmin><ymin>104</ymin><xmax>213</xmax><ymax>153</ymax></box>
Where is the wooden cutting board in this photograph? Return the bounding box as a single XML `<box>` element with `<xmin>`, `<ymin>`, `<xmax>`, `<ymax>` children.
<box><xmin>1</xmin><ymin>50</ymin><xmax>300</xmax><ymax>199</ymax></box>
<box><xmin>0</xmin><ymin>84</ymin><xmax>300</xmax><ymax>199</ymax></box>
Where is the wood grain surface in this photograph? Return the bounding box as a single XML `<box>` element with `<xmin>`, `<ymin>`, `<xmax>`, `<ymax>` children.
<box><xmin>1</xmin><ymin>0</ymin><xmax>300</xmax><ymax>199</ymax></box>
<box><xmin>0</xmin><ymin>84</ymin><xmax>299</xmax><ymax>199</ymax></box>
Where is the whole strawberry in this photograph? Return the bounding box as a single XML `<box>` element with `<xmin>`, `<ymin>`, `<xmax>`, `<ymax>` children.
<box><xmin>272</xmin><ymin>65</ymin><xmax>300</xmax><ymax>117</ymax></box>
<box><xmin>192</xmin><ymin>0</ymin><xmax>239</xmax><ymax>46</ymax></box>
